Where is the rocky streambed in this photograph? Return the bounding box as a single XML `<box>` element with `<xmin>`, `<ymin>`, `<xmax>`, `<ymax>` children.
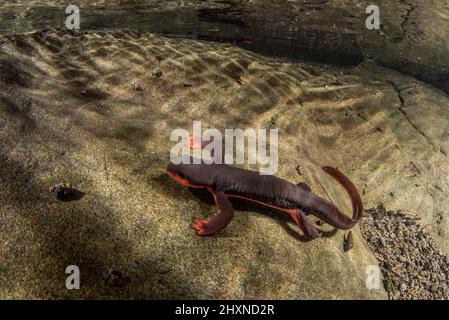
<box><xmin>360</xmin><ymin>207</ymin><xmax>448</xmax><ymax>300</ymax></box>
<box><xmin>0</xmin><ymin>28</ymin><xmax>448</xmax><ymax>299</ymax></box>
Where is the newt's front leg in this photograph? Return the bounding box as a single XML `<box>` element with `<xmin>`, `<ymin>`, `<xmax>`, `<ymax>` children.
<box><xmin>191</xmin><ymin>187</ymin><xmax>235</xmax><ymax>236</ymax></box>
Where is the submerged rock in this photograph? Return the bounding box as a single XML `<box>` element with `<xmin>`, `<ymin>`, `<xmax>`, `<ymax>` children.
<box><xmin>0</xmin><ymin>29</ymin><xmax>448</xmax><ymax>299</ymax></box>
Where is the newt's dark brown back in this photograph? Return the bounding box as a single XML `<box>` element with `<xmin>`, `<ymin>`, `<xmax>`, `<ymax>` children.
<box><xmin>167</xmin><ymin>161</ymin><xmax>363</xmax><ymax>230</ymax></box>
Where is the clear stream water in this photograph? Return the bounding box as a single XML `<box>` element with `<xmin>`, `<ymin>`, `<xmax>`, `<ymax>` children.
<box><xmin>0</xmin><ymin>0</ymin><xmax>368</xmax><ymax>65</ymax></box>
<box><xmin>1</xmin><ymin>0</ymin><xmax>446</xmax><ymax>92</ymax></box>
<box><xmin>0</xmin><ymin>1</ymin><xmax>233</xmax><ymax>36</ymax></box>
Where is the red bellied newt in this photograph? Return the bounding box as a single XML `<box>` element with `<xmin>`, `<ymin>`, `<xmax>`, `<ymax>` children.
<box><xmin>167</xmin><ymin>141</ymin><xmax>363</xmax><ymax>239</ymax></box>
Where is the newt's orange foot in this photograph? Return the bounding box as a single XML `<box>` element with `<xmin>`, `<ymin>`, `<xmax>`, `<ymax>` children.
<box><xmin>191</xmin><ymin>217</ymin><xmax>208</xmax><ymax>236</ymax></box>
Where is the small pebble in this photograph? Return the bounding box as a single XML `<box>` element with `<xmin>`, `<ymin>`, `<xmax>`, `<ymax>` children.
<box><xmin>343</xmin><ymin>231</ymin><xmax>354</xmax><ymax>252</ymax></box>
<box><xmin>49</xmin><ymin>183</ymin><xmax>84</xmax><ymax>201</ymax></box>
<box><xmin>101</xmin><ymin>270</ymin><xmax>130</xmax><ymax>287</ymax></box>
<box><xmin>131</xmin><ymin>82</ymin><xmax>142</xmax><ymax>91</ymax></box>
<box><xmin>152</xmin><ymin>68</ymin><xmax>162</xmax><ymax>78</ymax></box>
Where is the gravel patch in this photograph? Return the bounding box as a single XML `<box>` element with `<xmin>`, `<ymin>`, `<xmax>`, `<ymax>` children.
<box><xmin>360</xmin><ymin>205</ymin><xmax>448</xmax><ymax>300</ymax></box>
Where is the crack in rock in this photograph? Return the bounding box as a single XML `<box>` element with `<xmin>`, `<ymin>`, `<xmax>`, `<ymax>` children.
<box><xmin>386</xmin><ymin>80</ymin><xmax>438</xmax><ymax>152</ymax></box>
<box><xmin>399</xmin><ymin>0</ymin><xmax>417</xmax><ymax>40</ymax></box>
<box><xmin>356</xmin><ymin>112</ymin><xmax>384</xmax><ymax>133</ymax></box>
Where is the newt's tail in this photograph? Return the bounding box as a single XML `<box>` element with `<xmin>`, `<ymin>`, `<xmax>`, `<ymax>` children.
<box><xmin>321</xmin><ymin>166</ymin><xmax>363</xmax><ymax>226</ymax></box>
<box><xmin>306</xmin><ymin>166</ymin><xmax>363</xmax><ymax>230</ymax></box>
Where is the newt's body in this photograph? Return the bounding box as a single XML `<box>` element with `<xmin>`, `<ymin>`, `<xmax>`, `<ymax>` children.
<box><xmin>167</xmin><ymin>155</ymin><xmax>363</xmax><ymax>239</ymax></box>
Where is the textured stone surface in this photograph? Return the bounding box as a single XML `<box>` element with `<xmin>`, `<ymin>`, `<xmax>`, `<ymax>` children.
<box><xmin>241</xmin><ymin>0</ymin><xmax>449</xmax><ymax>93</ymax></box>
<box><xmin>0</xmin><ymin>29</ymin><xmax>447</xmax><ymax>299</ymax></box>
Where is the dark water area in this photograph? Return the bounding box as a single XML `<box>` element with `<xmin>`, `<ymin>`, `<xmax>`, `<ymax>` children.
<box><xmin>0</xmin><ymin>1</ymin><xmax>448</xmax><ymax>92</ymax></box>
<box><xmin>0</xmin><ymin>0</ymin><xmax>365</xmax><ymax>66</ymax></box>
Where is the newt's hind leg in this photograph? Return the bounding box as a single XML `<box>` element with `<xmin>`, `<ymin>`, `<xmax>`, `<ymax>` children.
<box><xmin>289</xmin><ymin>208</ymin><xmax>322</xmax><ymax>239</ymax></box>
<box><xmin>191</xmin><ymin>187</ymin><xmax>235</xmax><ymax>236</ymax></box>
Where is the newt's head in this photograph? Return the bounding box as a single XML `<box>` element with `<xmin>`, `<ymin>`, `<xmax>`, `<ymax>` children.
<box><xmin>166</xmin><ymin>161</ymin><xmax>215</xmax><ymax>188</ymax></box>
<box><xmin>167</xmin><ymin>135</ymin><xmax>218</xmax><ymax>188</ymax></box>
